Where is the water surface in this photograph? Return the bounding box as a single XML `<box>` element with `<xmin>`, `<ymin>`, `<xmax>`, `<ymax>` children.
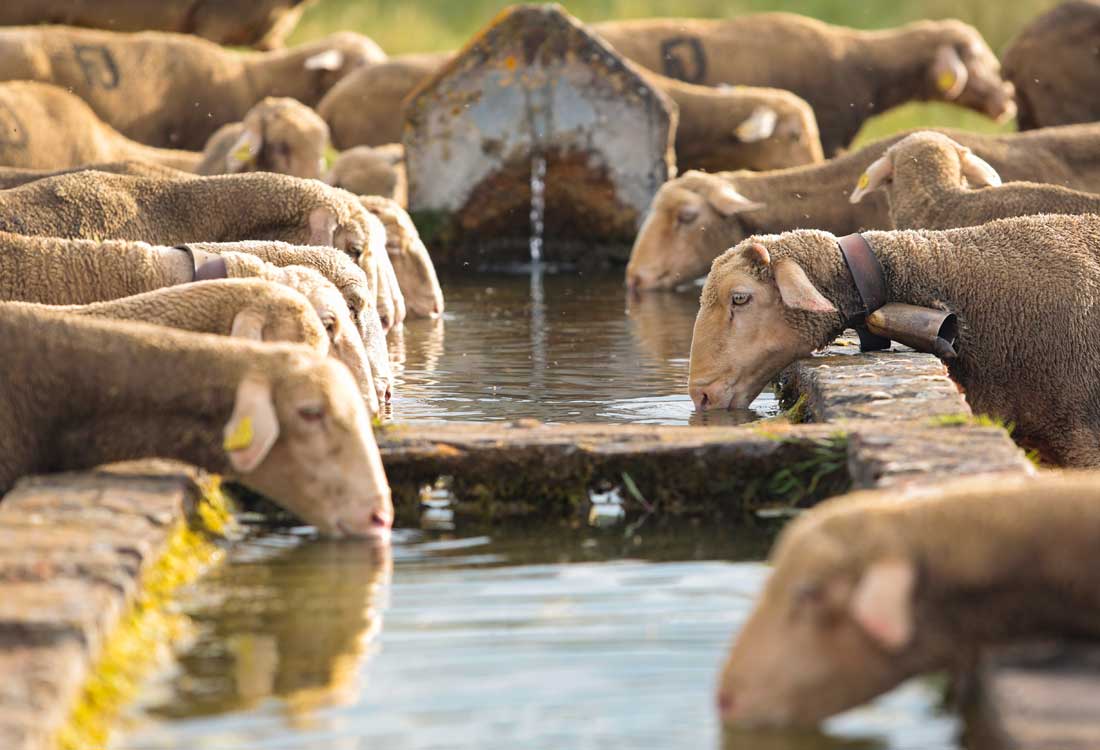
<box><xmin>110</xmin><ymin>272</ymin><xmax>958</xmax><ymax>750</ymax></box>
<box><xmin>385</xmin><ymin>271</ymin><xmax>778</xmax><ymax>424</ymax></box>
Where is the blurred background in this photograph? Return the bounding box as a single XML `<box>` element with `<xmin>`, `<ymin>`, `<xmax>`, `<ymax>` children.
<box><xmin>289</xmin><ymin>0</ymin><xmax>1059</xmax><ymax>146</ymax></box>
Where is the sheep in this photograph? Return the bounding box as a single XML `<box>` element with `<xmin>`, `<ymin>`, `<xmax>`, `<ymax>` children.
<box><xmin>194</xmin><ymin>96</ymin><xmax>331</xmax><ymax>179</ymax></box>
<box><xmin>0</xmin><ymin>304</ymin><xmax>392</xmax><ymax>538</ymax></box>
<box><xmin>371</xmin><ymin>241</ymin><xmax>407</xmax><ymax>333</ymax></box>
<box><xmin>717</xmin><ymin>470</ymin><xmax>1100</xmax><ymax>727</ymax></box>
<box><xmin>173</xmin><ymin>240</ymin><xmax>393</xmax><ymax>404</ymax></box>
<box><xmin>0</xmin><ymin>0</ymin><xmax>316</xmax><ymax>50</ymax></box>
<box><xmin>627</xmin><ymin>122</ymin><xmax>1100</xmax><ymax>291</ymax></box>
<box><xmin>317</xmin><ymin>52</ymin><xmax>822</xmax><ymax>172</ymax></box>
<box><xmin>0</xmin><ymin>160</ymin><xmax>192</xmax><ymax>189</ymax></box>
<box><xmin>325</xmin><ymin>144</ymin><xmax>407</xmax><ymax>205</ymax></box>
<box><xmin>1002</xmin><ymin>1</ymin><xmax>1100</xmax><ymax>130</ymax></box>
<box><xmin>0</xmin><ymin>26</ymin><xmax>384</xmax><ymax>149</ymax></box>
<box><xmin>850</xmin><ymin>131</ymin><xmax>1100</xmax><ymax>230</ymax></box>
<box><xmin>0</xmin><ymin>170</ymin><xmax>377</xmax><ymax>258</ymax></box>
<box><xmin>687</xmin><ymin>215</ymin><xmax>1100</xmax><ymax>466</ymax></box>
<box><xmin>591</xmin><ymin>15</ymin><xmax>1015</xmax><ymax>156</ymax></box>
<box><xmin>320</xmin><ymin>53</ymin><xmax>444</xmax><ymax>150</ymax></box>
<box><xmin>0</xmin><ymin>233</ymin><xmax>382</xmax><ymax>409</ymax></box>
<box><xmin>639</xmin><ymin>70</ymin><xmax>824</xmax><ymax>172</ymax></box>
<box><xmin>0</xmin><ymin>83</ymin><xmax>330</xmax><ymax>180</ymax></box>
<box><xmin>359</xmin><ymin>195</ymin><xmax>444</xmax><ymax>318</ymax></box>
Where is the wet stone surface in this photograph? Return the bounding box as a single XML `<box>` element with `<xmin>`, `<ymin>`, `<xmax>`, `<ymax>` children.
<box><xmin>0</xmin><ymin>470</ymin><xmax>202</xmax><ymax>750</ymax></box>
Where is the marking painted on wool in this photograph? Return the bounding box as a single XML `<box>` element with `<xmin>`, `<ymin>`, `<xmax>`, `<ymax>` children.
<box><xmin>659</xmin><ymin>36</ymin><xmax>707</xmax><ymax>84</ymax></box>
<box><xmin>73</xmin><ymin>44</ymin><xmax>121</xmax><ymax>89</ymax></box>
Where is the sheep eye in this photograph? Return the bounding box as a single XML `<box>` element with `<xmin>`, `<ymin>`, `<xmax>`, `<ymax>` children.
<box><xmin>298</xmin><ymin>404</ymin><xmax>325</xmax><ymax>422</ymax></box>
<box><xmin>732</xmin><ymin>292</ymin><xmax>752</xmax><ymax>306</ymax></box>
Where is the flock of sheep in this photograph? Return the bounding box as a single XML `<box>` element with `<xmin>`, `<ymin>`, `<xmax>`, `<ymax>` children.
<box><xmin>3</xmin><ymin>0</ymin><xmax>1100</xmax><ymax>736</ymax></box>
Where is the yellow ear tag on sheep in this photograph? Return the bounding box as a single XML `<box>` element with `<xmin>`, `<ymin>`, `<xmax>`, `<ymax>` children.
<box><xmin>857</xmin><ymin>173</ymin><xmax>870</xmax><ymax>189</ymax></box>
<box><xmin>232</xmin><ymin>144</ymin><xmax>253</xmax><ymax>164</ymax></box>
<box><xmin>936</xmin><ymin>71</ymin><xmax>957</xmax><ymax>93</ymax></box>
<box><xmin>224</xmin><ymin>416</ymin><xmax>254</xmax><ymax>452</ymax></box>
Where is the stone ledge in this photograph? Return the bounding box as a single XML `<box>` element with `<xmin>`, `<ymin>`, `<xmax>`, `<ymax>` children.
<box><xmin>0</xmin><ymin>469</ymin><xmax>227</xmax><ymax>750</ymax></box>
<box><xmin>780</xmin><ymin>337</ymin><xmax>971</xmax><ymax>424</ymax></box>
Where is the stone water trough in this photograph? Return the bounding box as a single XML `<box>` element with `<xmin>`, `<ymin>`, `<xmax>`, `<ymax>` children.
<box><xmin>403</xmin><ymin>3</ymin><xmax>677</xmax><ymax>267</ymax></box>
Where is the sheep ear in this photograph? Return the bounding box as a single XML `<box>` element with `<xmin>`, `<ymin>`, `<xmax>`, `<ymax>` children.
<box><xmin>850</xmin><ymin>558</ymin><xmax>917</xmax><ymax>651</ymax></box>
<box><xmin>773</xmin><ymin>258</ymin><xmax>837</xmax><ymax>313</ymax></box>
<box><xmin>304</xmin><ymin>48</ymin><xmax>344</xmax><ymax>71</ymax></box>
<box><xmin>223</xmin><ymin>375</ymin><xmax>280</xmax><ymax>474</ymax></box>
<box><xmin>705</xmin><ymin>184</ymin><xmax>765</xmax><ymax>216</ymax></box>
<box><xmin>226</xmin><ymin>126</ymin><xmax>262</xmax><ymax>173</ymax></box>
<box><xmin>230</xmin><ymin>310</ymin><xmax>267</xmax><ymax>341</ymax></box>
<box><xmin>959</xmin><ymin>149</ymin><xmax>1002</xmax><ymax>188</ymax></box>
<box><xmin>849</xmin><ymin>154</ymin><xmax>894</xmax><ymax>204</ymax></box>
<box><xmin>742</xmin><ymin>242</ymin><xmax>770</xmax><ymax>268</ymax></box>
<box><xmin>733</xmin><ymin>106</ymin><xmax>778</xmax><ymax>143</ymax></box>
<box><xmin>308</xmin><ymin>207</ymin><xmax>338</xmax><ymax>246</ymax></box>
<box><xmin>931</xmin><ymin>45</ymin><xmax>968</xmax><ymax>101</ymax></box>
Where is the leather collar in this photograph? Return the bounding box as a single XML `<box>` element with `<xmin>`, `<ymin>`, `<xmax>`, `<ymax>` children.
<box><xmin>837</xmin><ymin>233</ymin><xmax>891</xmax><ymax>352</ymax></box>
<box><xmin>176</xmin><ymin>244</ymin><xmax>229</xmax><ymax>282</ymax></box>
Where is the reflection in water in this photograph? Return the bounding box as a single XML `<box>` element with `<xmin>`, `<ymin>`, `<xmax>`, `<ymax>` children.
<box><xmin>130</xmin><ymin>538</ymin><xmax>390</xmax><ymax>731</ymax></box>
<box><xmin>389</xmin><ymin>271</ymin><xmax>778</xmax><ymax>424</ymax></box>
<box><xmin>113</xmin><ymin>525</ymin><xmax>959</xmax><ymax>750</ymax></box>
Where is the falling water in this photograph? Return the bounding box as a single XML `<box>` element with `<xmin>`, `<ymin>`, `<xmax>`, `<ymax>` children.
<box><xmin>529</xmin><ymin>154</ymin><xmax>547</xmax><ymax>263</ymax></box>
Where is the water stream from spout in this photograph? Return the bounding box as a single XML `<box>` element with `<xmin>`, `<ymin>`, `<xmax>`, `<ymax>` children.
<box><xmin>529</xmin><ymin>154</ymin><xmax>547</xmax><ymax>263</ymax></box>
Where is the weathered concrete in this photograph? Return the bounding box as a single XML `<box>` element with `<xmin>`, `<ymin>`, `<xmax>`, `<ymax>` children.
<box><xmin>780</xmin><ymin>336</ymin><xmax>970</xmax><ymax>423</ymax></box>
<box><xmin>404</xmin><ymin>3</ymin><xmax>676</xmax><ymax>266</ymax></box>
<box><xmin>0</xmin><ymin>467</ymin><xmax>229</xmax><ymax>750</ymax></box>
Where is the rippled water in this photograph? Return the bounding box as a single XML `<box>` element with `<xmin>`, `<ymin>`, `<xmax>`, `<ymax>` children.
<box><xmin>109</xmin><ymin>273</ymin><xmax>959</xmax><ymax>750</ymax></box>
<box><xmin>112</xmin><ymin>527</ymin><xmax>959</xmax><ymax>750</ymax></box>
<box><xmin>385</xmin><ymin>271</ymin><xmax>778</xmax><ymax>424</ymax></box>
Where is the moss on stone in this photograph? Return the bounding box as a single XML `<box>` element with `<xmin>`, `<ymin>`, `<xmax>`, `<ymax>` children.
<box><xmin>54</xmin><ymin>479</ymin><xmax>236</xmax><ymax>750</ymax></box>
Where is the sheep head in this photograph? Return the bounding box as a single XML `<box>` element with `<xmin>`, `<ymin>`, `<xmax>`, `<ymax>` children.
<box><xmin>626</xmin><ymin>171</ymin><xmax>765</xmax><ymax>292</ymax></box>
<box><xmin>360</xmin><ymin>196</ymin><xmax>443</xmax><ymax>318</ymax></box>
<box><xmin>222</xmin><ymin>359</ymin><xmax>392</xmax><ymax>539</ymax></box>
<box><xmin>850</xmin><ymin>131</ymin><xmax>1002</xmax><ymax>204</ymax></box>
<box><xmin>226</xmin><ymin>97</ymin><xmax>331</xmax><ymax>180</ymax></box>
<box><xmin>689</xmin><ymin>239</ymin><xmax>836</xmax><ymax>412</ymax></box>
<box><xmin>927</xmin><ymin>24</ymin><xmax>1016</xmax><ymax>123</ymax></box>
<box><xmin>717</xmin><ymin>500</ymin><xmax>923</xmax><ymax>727</ymax></box>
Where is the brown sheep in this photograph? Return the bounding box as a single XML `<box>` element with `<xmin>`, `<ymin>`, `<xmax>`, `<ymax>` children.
<box><xmin>0</xmin><ymin>304</ymin><xmax>392</xmax><ymax>537</ymax></box>
<box><xmin>718</xmin><ymin>470</ymin><xmax>1100</xmax><ymax>727</ymax></box>
<box><xmin>0</xmin><ymin>170</ymin><xmax>376</xmax><ymax>258</ymax></box>
<box><xmin>0</xmin><ymin>26</ymin><xmax>383</xmax><ymax>149</ymax></box>
<box><xmin>1003</xmin><ymin>1</ymin><xmax>1100</xmax><ymax>130</ymax></box>
<box><xmin>359</xmin><ymin>195</ymin><xmax>444</xmax><ymax>318</ymax></box>
<box><xmin>0</xmin><ymin>82</ymin><xmax>331</xmax><ymax>180</ymax></box>
<box><xmin>851</xmin><ymin>131</ymin><xmax>1100</xmax><ymax>230</ymax></box>
<box><xmin>0</xmin><ymin>233</ymin><xmax>381</xmax><ymax>410</ymax></box>
<box><xmin>320</xmin><ymin>53</ymin><xmax>445</xmax><ymax>150</ymax></box>
<box><xmin>688</xmin><ymin>216</ymin><xmax>1100</xmax><ymax>465</ymax></box>
<box><xmin>592</xmin><ymin>15</ymin><xmax>1015</xmax><ymax>156</ymax></box>
<box><xmin>0</xmin><ymin>160</ymin><xmax>192</xmax><ymax>189</ymax></box>
<box><xmin>638</xmin><ymin>70</ymin><xmax>824</xmax><ymax>172</ymax></box>
<box><xmin>627</xmin><ymin>122</ymin><xmax>1100</xmax><ymax>291</ymax></box>
<box><xmin>325</xmin><ymin>144</ymin><xmax>407</xmax><ymax>205</ymax></box>
<box><xmin>0</xmin><ymin>0</ymin><xmax>317</xmax><ymax>50</ymax></box>
<box><xmin>318</xmin><ymin>51</ymin><xmax>823</xmax><ymax>172</ymax></box>
<box><xmin>178</xmin><ymin>240</ymin><xmax>393</xmax><ymax>404</ymax></box>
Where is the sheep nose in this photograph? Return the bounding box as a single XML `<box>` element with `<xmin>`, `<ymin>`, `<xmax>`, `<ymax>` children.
<box><xmin>384</xmin><ymin>383</ymin><xmax>393</xmax><ymax>403</ymax></box>
<box><xmin>431</xmin><ymin>301</ymin><xmax>442</xmax><ymax>317</ymax></box>
<box><xmin>370</xmin><ymin>510</ymin><xmax>392</xmax><ymax>530</ymax></box>
<box><xmin>717</xmin><ymin>689</ymin><xmax>735</xmax><ymax>718</ymax></box>
<box><xmin>690</xmin><ymin>385</ymin><xmax>712</xmax><ymax>411</ymax></box>
<box><xmin>626</xmin><ymin>271</ymin><xmax>646</xmax><ymax>291</ymax></box>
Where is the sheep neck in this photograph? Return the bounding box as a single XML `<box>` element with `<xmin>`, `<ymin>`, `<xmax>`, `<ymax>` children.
<box><xmin>846</xmin><ymin>23</ymin><xmax>954</xmax><ymax>118</ymax></box>
<box><xmin>0</xmin><ymin>309</ymin><xmax>285</xmax><ymax>480</ymax></box>
<box><xmin>242</xmin><ymin>44</ymin><xmax>330</xmax><ymax>105</ymax></box>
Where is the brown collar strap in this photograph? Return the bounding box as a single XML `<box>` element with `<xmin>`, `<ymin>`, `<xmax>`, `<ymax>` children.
<box><xmin>837</xmin><ymin>233</ymin><xmax>891</xmax><ymax>352</ymax></box>
<box><xmin>176</xmin><ymin>244</ymin><xmax>229</xmax><ymax>282</ymax></box>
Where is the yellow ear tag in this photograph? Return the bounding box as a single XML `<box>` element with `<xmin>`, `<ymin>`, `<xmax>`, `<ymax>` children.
<box><xmin>936</xmin><ymin>71</ymin><xmax>956</xmax><ymax>93</ymax></box>
<box><xmin>224</xmin><ymin>416</ymin><xmax>254</xmax><ymax>452</ymax></box>
<box><xmin>233</xmin><ymin>144</ymin><xmax>253</xmax><ymax>163</ymax></box>
<box><xmin>857</xmin><ymin>173</ymin><xmax>870</xmax><ymax>189</ymax></box>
